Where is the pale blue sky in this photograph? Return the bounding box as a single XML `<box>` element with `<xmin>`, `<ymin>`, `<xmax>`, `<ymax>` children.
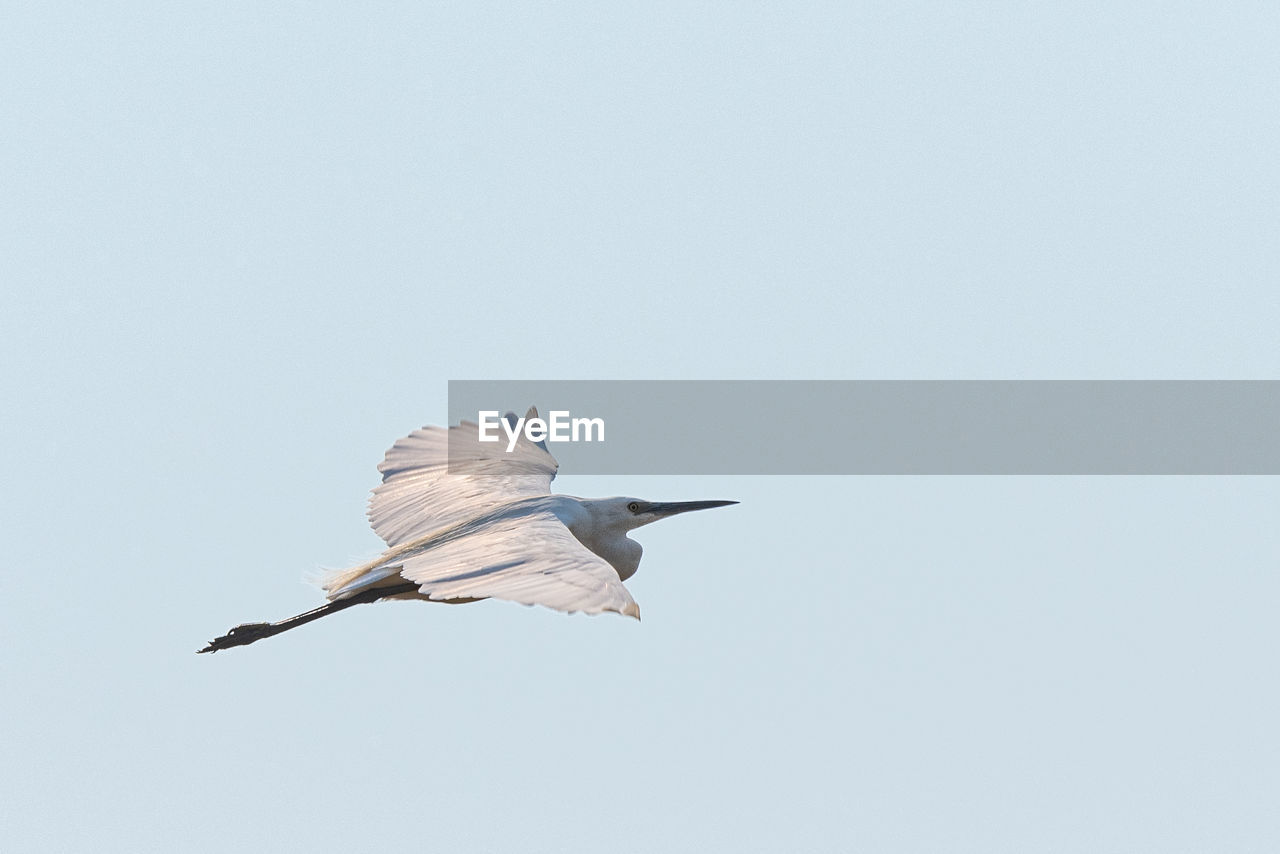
<box><xmin>2</xmin><ymin>3</ymin><xmax>1278</xmax><ymax>852</ymax></box>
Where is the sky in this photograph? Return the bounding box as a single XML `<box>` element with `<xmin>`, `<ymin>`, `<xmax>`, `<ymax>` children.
<box><xmin>2</xmin><ymin>2</ymin><xmax>1278</xmax><ymax>852</ymax></box>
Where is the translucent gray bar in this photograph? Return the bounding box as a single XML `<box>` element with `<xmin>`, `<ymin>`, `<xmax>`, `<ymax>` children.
<box><xmin>448</xmin><ymin>381</ymin><xmax>1280</xmax><ymax>474</ymax></box>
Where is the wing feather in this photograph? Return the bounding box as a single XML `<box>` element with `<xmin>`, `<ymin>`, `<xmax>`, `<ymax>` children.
<box><xmin>369</xmin><ymin>511</ymin><xmax>640</xmax><ymax>619</ymax></box>
<box><xmin>337</xmin><ymin>410</ymin><xmax>638</xmax><ymax>619</ymax></box>
<box><xmin>368</xmin><ymin>408</ymin><xmax>558</xmax><ymax>547</ymax></box>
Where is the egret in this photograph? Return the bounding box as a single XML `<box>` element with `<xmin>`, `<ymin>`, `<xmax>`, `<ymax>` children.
<box><xmin>198</xmin><ymin>409</ymin><xmax>737</xmax><ymax>653</ymax></box>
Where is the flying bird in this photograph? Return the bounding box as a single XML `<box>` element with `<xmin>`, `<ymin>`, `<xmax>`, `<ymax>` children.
<box><xmin>199</xmin><ymin>409</ymin><xmax>736</xmax><ymax>652</ymax></box>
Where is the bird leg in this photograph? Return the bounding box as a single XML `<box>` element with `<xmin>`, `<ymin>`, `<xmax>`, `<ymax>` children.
<box><xmin>198</xmin><ymin>581</ymin><xmax>420</xmax><ymax>653</ymax></box>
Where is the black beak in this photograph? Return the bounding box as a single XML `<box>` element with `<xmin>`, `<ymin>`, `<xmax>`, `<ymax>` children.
<box><xmin>644</xmin><ymin>500</ymin><xmax>739</xmax><ymax>518</ymax></box>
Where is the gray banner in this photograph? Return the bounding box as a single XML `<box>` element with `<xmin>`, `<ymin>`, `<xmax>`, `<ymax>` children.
<box><xmin>447</xmin><ymin>381</ymin><xmax>1280</xmax><ymax>474</ymax></box>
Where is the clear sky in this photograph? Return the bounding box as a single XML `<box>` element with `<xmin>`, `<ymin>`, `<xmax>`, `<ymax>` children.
<box><xmin>2</xmin><ymin>3</ymin><xmax>1278</xmax><ymax>852</ymax></box>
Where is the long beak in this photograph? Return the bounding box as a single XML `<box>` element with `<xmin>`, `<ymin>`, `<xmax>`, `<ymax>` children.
<box><xmin>645</xmin><ymin>500</ymin><xmax>739</xmax><ymax>518</ymax></box>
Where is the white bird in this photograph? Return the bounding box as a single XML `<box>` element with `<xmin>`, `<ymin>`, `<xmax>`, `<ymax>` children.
<box><xmin>199</xmin><ymin>409</ymin><xmax>737</xmax><ymax>653</ymax></box>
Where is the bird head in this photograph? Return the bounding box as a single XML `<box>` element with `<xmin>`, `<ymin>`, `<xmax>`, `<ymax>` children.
<box><xmin>595</xmin><ymin>496</ymin><xmax>739</xmax><ymax>531</ymax></box>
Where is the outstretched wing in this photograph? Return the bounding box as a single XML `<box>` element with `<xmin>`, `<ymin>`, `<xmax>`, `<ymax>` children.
<box><xmin>368</xmin><ymin>408</ymin><xmax>559</xmax><ymax>547</ymax></box>
<box><xmin>395</xmin><ymin>510</ymin><xmax>640</xmax><ymax>619</ymax></box>
<box><xmin>327</xmin><ymin>506</ymin><xmax>640</xmax><ymax>619</ymax></box>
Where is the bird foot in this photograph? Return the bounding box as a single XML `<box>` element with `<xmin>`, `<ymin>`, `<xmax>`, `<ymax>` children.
<box><xmin>197</xmin><ymin>621</ymin><xmax>277</xmax><ymax>654</ymax></box>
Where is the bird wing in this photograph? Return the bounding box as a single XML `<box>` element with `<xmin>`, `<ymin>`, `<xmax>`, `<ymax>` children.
<box><xmin>395</xmin><ymin>510</ymin><xmax>640</xmax><ymax>619</ymax></box>
<box><xmin>368</xmin><ymin>408</ymin><xmax>559</xmax><ymax>547</ymax></box>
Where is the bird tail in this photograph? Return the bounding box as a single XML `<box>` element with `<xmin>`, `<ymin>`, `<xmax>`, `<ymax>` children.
<box><xmin>315</xmin><ymin>564</ymin><xmax>366</xmax><ymax>596</ymax></box>
<box><xmin>316</xmin><ymin>563</ymin><xmax>405</xmax><ymax>600</ymax></box>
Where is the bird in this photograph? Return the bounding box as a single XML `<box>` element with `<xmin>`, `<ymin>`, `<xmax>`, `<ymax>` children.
<box><xmin>198</xmin><ymin>408</ymin><xmax>737</xmax><ymax>653</ymax></box>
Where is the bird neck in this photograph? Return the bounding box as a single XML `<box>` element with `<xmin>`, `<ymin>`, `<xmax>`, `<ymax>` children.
<box><xmin>564</xmin><ymin>515</ymin><xmax>643</xmax><ymax>581</ymax></box>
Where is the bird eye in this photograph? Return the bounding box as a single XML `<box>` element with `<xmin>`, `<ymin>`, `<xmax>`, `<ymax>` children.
<box><xmin>627</xmin><ymin>502</ymin><xmax>641</xmax><ymax>513</ymax></box>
